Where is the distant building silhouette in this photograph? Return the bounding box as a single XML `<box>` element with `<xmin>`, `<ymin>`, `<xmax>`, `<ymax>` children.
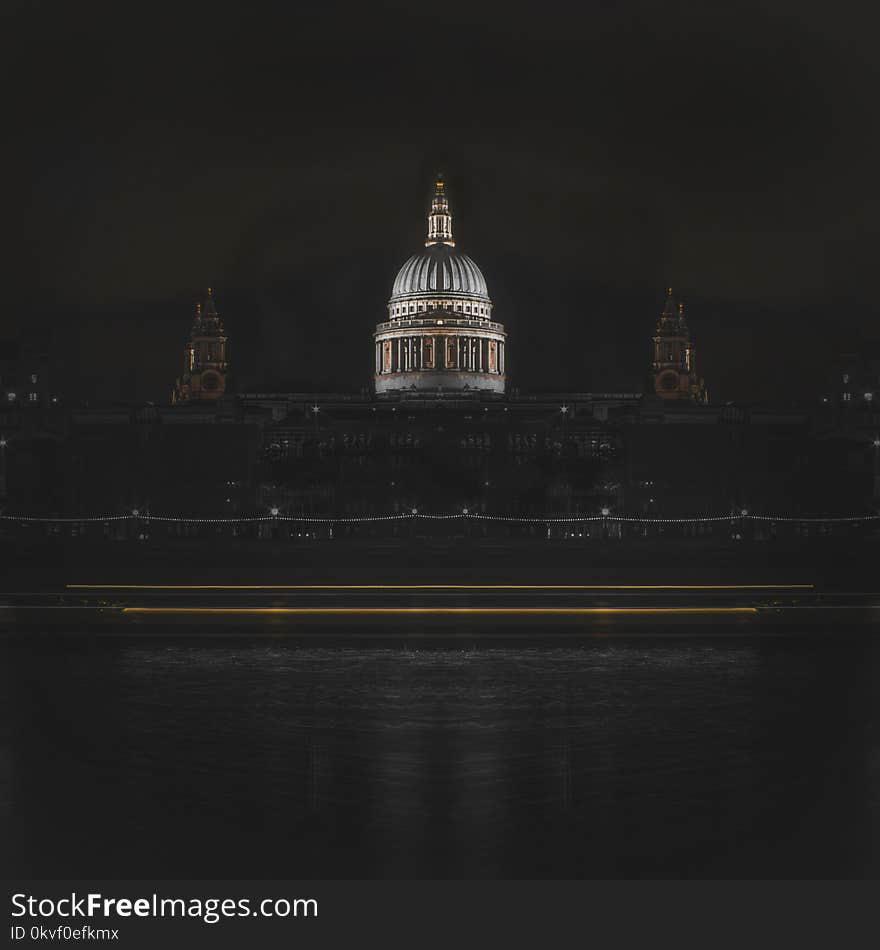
<box><xmin>0</xmin><ymin>335</ymin><xmax>54</xmax><ymax>409</ymax></box>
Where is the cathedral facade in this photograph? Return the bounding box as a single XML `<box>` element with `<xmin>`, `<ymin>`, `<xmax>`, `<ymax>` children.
<box><xmin>170</xmin><ymin>178</ymin><xmax>711</xmax><ymax>409</ymax></box>
<box><xmin>10</xmin><ymin>176</ymin><xmax>880</xmax><ymax>527</ymax></box>
<box><xmin>373</xmin><ymin>175</ymin><xmax>507</xmax><ymax>397</ymax></box>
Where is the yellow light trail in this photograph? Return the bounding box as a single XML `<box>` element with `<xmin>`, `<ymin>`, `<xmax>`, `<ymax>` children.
<box><xmin>71</xmin><ymin>584</ymin><xmax>812</xmax><ymax>591</ymax></box>
<box><xmin>121</xmin><ymin>607</ymin><xmax>758</xmax><ymax>616</ymax></box>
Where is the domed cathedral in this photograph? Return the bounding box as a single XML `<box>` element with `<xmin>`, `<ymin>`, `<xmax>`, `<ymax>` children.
<box><xmin>650</xmin><ymin>288</ymin><xmax>707</xmax><ymax>403</ymax></box>
<box><xmin>373</xmin><ymin>174</ymin><xmax>507</xmax><ymax>397</ymax></box>
<box><xmin>172</xmin><ymin>287</ymin><xmax>231</xmax><ymax>404</ymax></box>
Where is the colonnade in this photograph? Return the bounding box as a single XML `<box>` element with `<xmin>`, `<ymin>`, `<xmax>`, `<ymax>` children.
<box><xmin>375</xmin><ymin>334</ymin><xmax>505</xmax><ymax>376</ymax></box>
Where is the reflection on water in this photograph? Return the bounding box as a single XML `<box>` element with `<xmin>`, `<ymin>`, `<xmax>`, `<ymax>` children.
<box><xmin>2</xmin><ymin>631</ymin><xmax>878</xmax><ymax>878</ymax></box>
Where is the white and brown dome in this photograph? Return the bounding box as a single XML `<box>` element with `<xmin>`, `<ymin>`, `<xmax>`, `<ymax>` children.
<box><xmin>390</xmin><ymin>246</ymin><xmax>490</xmax><ymax>307</ymax></box>
<box><xmin>374</xmin><ymin>175</ymin><xmax>506</xmax><ymax>397</ymax></box>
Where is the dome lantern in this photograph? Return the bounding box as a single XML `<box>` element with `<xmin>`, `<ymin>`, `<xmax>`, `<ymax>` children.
<box><xmin>426</xmin><ymin>173</ymin><xmax>455</xmax><ymax>247</ymax></box>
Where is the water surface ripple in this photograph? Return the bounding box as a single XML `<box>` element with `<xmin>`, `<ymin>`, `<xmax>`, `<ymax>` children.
<box><xmin>2</xmin><ymin>631</ymin><xmax>878</xmax><ymax>878</ymax></box>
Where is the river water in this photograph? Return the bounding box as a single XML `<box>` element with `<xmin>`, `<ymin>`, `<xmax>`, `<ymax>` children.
<box><xmin>2</xmin><ymin>631</ymin><xmax>878</xmax><ymax>878</ymax></box>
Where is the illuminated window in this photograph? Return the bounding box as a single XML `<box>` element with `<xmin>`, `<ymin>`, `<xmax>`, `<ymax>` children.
<box><xmin>28</xmin><ymin>392</ymin><xmax>38</xmax><ymax>402</ymax></box>
<box><xmin>30</xmin><ymin>374</ymin><xmax>37</xmax><ymax>384</ymax></box>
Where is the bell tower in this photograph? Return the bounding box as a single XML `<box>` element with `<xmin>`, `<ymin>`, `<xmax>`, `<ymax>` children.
<box><xmin>172</xmin><ymin>287</ymin><xmax>230</xmax><ymax>404</ymax></box>
<box><xmin>650</xmin><ymin>288</ymin><xmax>707</xmax><ymax>402</ymax></box>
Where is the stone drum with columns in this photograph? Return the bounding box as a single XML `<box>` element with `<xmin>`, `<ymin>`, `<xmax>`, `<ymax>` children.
<box><xmin>374</xmin><ymin>175</ymin><xmax>506</xmax><ymax>397</ymax></box>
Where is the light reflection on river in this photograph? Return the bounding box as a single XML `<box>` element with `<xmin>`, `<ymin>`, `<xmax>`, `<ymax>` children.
<box><xmin>2</xmin><ymin>632</ymin><xmax>878</xmax><ymax>878</ymax></box>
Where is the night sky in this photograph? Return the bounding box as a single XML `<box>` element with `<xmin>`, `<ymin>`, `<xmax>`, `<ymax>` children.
<box><xmin>4</xmin><ymin>0</ymin><xmax>879</xmax><ymax>404</ymax></box>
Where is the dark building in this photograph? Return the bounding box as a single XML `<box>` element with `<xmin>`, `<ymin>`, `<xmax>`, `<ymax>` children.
<box><xmin>0</xmin><ymin>334</ymin><xmax>66</xmax><ymax>512</ymax></box>
<box><xmin>248</xmin><ymin>391</ymin><xmax>628</xmax><ymax>520</ymax></box>
<box><xmin>0</xmin><ymin>335</ymin><xmax>55</xmax><ymax>410</ymax></box>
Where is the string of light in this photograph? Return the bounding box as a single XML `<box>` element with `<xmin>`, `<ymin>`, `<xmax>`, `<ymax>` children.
<box><xmin>1</xmin><ymin>511</ymin><xmax>877</xmax><ymax>525</ymax></box>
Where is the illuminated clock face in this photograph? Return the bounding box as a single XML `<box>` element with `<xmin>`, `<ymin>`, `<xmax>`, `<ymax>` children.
<box><xmin>202</xmin><ymin>373</ymin><xmax>220</xmax><ymax>391</ymax></box>
<box><xmin>660</xmin><ymin>372</ymin><xmax>679</xmax><ymax>391</ymax></box>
